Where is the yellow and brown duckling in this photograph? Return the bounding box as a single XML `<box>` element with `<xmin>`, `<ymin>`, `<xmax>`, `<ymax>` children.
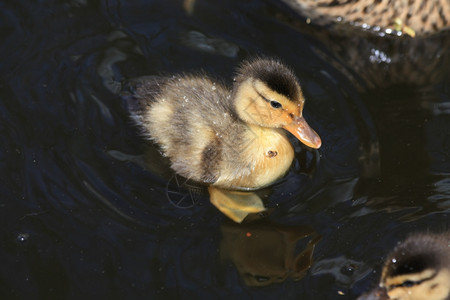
<box><xmin>125</xmin><ymin>58</ymin><xmax>321</xmax><ymax>222</ymax></box>
<box><xmin>358</xmin><ymin>232</ymin><xmax>450</xmax><ymax>300</ymax></box>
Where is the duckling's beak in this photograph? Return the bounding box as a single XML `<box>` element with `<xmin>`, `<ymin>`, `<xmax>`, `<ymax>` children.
<box><xmin>283</xmin><ymin>116</ymin><xmax>321</xmax><ymax>149</ymax></box>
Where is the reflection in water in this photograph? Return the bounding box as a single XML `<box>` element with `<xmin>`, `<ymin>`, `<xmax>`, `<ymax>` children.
<box><xmin>181</xmin><ymin>30</ymin><xmax>239</xmax><ymax>58</ymax></box>
<box><xmin>429</xmin><ymin>177</ymin><xmax>450</xmax><ymax>209</ymax></box>
<box><xmin>220</xmin><ymin>219</ymin><xmax>320</xmax><ymax>287</ymax></box>
<box><xmin>350</xmin><ymin>86</ymin><xmax>450</xmax><ymax>221</ymax></box>
<box><xmin>311</xmin><ymin>256</ymin><xmax>371</xmax><ymax>288</ymax></box>
<box><xmin>366</xmin><ymin>86</ymin><xmax>431</xmax><ymax>178</ymax></box>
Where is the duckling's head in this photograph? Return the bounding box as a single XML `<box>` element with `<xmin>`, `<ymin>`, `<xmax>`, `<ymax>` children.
<box><xmin>233</xmin><ymin>59</ymin><xmax>321</xmax><ymax>149</ymax></box>
<box><xmin>359</xmin><ymin>233</ymin><xmax>450</xmax><ymax>300</ymax></box>
<box><xmin>380</xmin><ymin>233</ymin><xmax>450</xmax><ymax>300</ymax></box>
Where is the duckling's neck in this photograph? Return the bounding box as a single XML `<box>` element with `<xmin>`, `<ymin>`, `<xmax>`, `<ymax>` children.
<box><xmin>245</xmin><ymin>124</ymin><xmax>287</xmax><ymax>146</ymax></box>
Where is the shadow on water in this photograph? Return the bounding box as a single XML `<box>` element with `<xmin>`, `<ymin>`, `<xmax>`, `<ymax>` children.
<box><xmin>0</xmin><ymin>0</ymin><xmax>450</xmax><ymax>299</ymax></box>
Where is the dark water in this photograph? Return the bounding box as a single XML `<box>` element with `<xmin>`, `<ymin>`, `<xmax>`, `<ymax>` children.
<box><xmin>1</xmin><ymin>0</ymin><xmax>450</xmax><ymax>299</ymax></box>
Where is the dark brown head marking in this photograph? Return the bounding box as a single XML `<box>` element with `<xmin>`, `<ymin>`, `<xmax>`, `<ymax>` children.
<box><xmin>384</xmin><ymin>234</ymin><xmax>447</xmax><ymax>279</ymax></box>
<box><xmin>236</xmin><ymin>59</ymin><xmax>301</xmax><ymax>101</ymax></box>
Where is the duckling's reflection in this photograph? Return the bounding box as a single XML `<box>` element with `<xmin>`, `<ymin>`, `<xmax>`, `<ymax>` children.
<box><xmin>219</xmin><ymin>219</ymin><xmax>321</xmax><ymax>287</ymax></box>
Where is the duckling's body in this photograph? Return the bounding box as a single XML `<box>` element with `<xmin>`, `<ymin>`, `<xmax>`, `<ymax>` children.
<box><xmin>127</xmin><ymin>59</ymin><xmax>320</xmax><ymax>189</ymax></box>
<box><xmin>129</xmin><ymin>75</ymin><xmax>294</xmax><ymax>189</ymax></box>
<box><xmin>125</xmin><ymin>59</ymin><xmax>321</xmax><ymax>221</ymax></box>
<box><xmin>358</xmin><ymin>232</ymin><xmax>450</xmax><ymax>300</ymax></box>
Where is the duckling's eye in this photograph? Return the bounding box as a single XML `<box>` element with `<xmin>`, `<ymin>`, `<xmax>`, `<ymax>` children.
<box><xmin>400</xmin><ymin>280</ymin><xmax>416</xmax><ymax>287</ymax></box>
<box><xmin>270</xmin><ymin>101</ymin><xmax>282</xmax><ymax>109</ymax></box>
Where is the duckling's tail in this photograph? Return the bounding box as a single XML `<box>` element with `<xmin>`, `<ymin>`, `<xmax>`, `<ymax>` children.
<box><xmin>121</xmin><ymin>76</ymin><xmax>163</xmax><ymax>115</ymax></box>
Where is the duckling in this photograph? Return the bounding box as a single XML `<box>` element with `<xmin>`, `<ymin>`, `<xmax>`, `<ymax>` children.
<box><xmin>358</xmin><ymin>232</ymin><xmax>450</xmax><ymax>300</ymax></box>
<box><xmin>125</xmin><ymin>58</ymin><xmax>321</xmax><ymax>222</ymax></box>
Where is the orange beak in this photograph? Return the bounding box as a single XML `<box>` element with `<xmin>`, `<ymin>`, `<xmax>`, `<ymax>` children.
<box><xmin>283</xmin><ymin>116</ymin><xmax>321</xmax><ymax>149</ymax></box>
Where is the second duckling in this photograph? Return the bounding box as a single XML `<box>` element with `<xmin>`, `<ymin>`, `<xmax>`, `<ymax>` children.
<box><xmin>358</xmin><ymin>232</ymin><xmax>450</xmax><ymax>300</ymax></box>
<box><xmin>125</xmin><ymin>58</ymin><xmax>321</xmax><ymax>222</ymax></box>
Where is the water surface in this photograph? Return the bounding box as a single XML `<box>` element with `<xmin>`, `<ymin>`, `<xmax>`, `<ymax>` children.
<box><xmin>1</xmin><ymin>0</ymin><xmax>450</xmax><ymax>299</ymax></box>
